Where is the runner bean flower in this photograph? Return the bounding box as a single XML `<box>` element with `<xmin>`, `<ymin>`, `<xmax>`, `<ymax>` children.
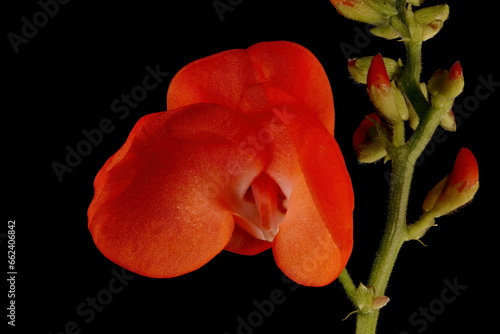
<box><xmin>88</xmin><ymin>41</ymin><xmax>354</xmax><ymax>287</ymax></box>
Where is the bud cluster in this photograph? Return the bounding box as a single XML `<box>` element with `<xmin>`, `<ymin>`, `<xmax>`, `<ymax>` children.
<box><xmin>331</xmin><ymin>1</ymin><xmax>450</xmax><ymax>42</ymax></box>
<box><xmin>335</xmin><ymin>0</ymin><xmax>478</xmax><ymax>236</ymax></box>
<box><xmin>349</xmin><ymin>53</ymin><xmax>466</xmax><ymax>163</ymax></box>
<box><xmin>351</xmin><ymin>54</ymin><xmax>410</xmax><ymax>162</ymax></box>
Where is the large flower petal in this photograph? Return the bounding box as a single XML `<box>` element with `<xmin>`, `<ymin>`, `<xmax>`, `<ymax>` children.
<box><xmin>272</xmin><ymin>175</ymin><xmax>344</xmax><ymax>287</ymax></box>
<box><xmin>88</xmin><ymin>103</ymin><xmax>267</xmax><ymax>278</ymax></box>
<box><xmin>166</xmin><ymin>41</ymin><xmax>335</xmax><ymax>133</ymax></box>
<box><xmin>272</xmin><ymin>108</ymin><xmax>354</xmax><ymax>286</ymax></box>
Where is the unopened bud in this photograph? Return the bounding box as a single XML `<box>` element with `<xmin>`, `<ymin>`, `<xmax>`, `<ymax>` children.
<box><xmin>392</xmin><ymin>81</ymin><xmax>409</xmax><ymax>121</ymax></box>
<box><xmin>427</xmin><ymin>62</ymin><xmax>465</xmax><ymax>109</ymax></box>
<box><xmin>407</xmin><ymin>103</ymin><xmax>420</xmax><ymax>130</ymax></box>
<box><xmin>421</xmin><ymin>19</ymin><xmax>444</xmax><ymax>41</ymax></box>
<box><xmin>370</xmin><ymin>24</ymin><xmax>401</xmax><ymax>40</ymax></box>
<box><xmin>330</xmin><ymin>0</ymin><xmax>397</xmax><ymax>25</ymax></box>
<box><xmin>355</xmin><ymin>283</ymin><xmax>389</xmax><ymax>314</ymax></box>
<box><xmin>415</xmin><ymin>5</ymin><xmax>449</xmax><ymax>40</ymax></box>
<box><xmin>367</xmin><ymin>54</ymin><xmax>408</xmax><ymax>123</ymax></box>
<box><xmin>427</xmin><ymin>69</ymin><xmax>447</xmax><ymax>96</ymax></box>
<box><xmin>439</xmin><ymin>109</ymin><xmax>456</xmax><ymax>132</ymax></box>
<box><xmin>423</xmin><ymin>148</ymin><xmax>479</xmax><ymax>217</ymax></box>
<box><xmin>353</xmin><ymin>113</ymin><xmax>388</xmax><ymax>163</ymax></box>
<box><xmin>415</xmin><ymin>4</ymin><xmax>449</xmax><ymax>26</ymax></box>
<box><xmin>348</xmin><ymin>56</ymin><xmax>400</xmax><ymax>84</ymax></box>
<box><xmin>372</xmin><ymin>296</ymin><xmax>390</xmax><ymax>310</ymax></box>
<box><xmin>443</xmin><ymin>62</ymin><xmax>464</xmax><ymax>98</ymax></box>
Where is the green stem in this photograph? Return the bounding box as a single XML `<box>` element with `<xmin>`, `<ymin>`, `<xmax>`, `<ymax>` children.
<box><xmin>392</xmin><ymin>120</ymin><xmax>406</xmax><ymax>147</ymax></box>
<box><xmin>401</xmin><ymin>38</ymin><xmax>429</xmax><ymax>117</ymax></box>
<box><xmin>367</xmin><ymin>150</ymin><xmax>414</xmax><ymax>295</ymax></box>
<box><xmin>354</xmin><ymin>88</ymin><xmax>451</xmax><ymax>334</ymax></box>
<box><xmin>355</xmin><ymin>148</ymin><xmax>416</xmax><ymax>333</ymax></box>
<box><xmin>351</xmin><ymin>2</ymin><xmax>447</xmax><ymax>333</ymax></box>
<box><xmin>407</xmin><ymin>211</ymin><xmax>435</xmax><ymax>241</ymax></box>
<box><xmin>339</xmin><ymin>269</ymin><xmax>358</xmax><ymax>307</ymax></box>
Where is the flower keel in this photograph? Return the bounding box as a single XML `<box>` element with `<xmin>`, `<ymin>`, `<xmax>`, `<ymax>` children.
<box><xmin>233</xmin><ymin>173</ymin><xmax>287</xmax><ymax>242</ymax></box>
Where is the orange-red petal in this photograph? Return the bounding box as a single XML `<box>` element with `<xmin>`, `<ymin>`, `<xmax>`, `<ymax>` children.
<box><xmin>88</xmin><ymin>104</ymin><xmax>267</xmax><ymax>278</ymax></box>
<box><xmin>367</xmin><ymin>54</ymin><xmax>390</xmax><ymax>88</ymax></box>
<box><xmin>448</xmin><ymin>147</ymin><xmax>479</xmax><ymax>192</ymax></box>
<box><xmin>272</xmin><ymin>175</ymin><xmax>344</xmax><ymax>287</ymax></box>
<box><xmin>272</xmin><ymin>109</ymin><xmax>354</xmax><ymax>286</ymax></box>
<box><xmin>166</xmin><ymin>41</ymin><xmax>335</xmax><ymax>133</ymax></box>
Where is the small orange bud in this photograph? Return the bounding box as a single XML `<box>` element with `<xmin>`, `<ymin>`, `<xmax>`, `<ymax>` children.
<box><xmin>348</xmin><ymin>56</ymin><xmax>400</xmax><ymax>84</ymax></box>
<box><xmin>442</xmin><ymin>61</ymin><xmax>464</xmax><ymax>98</ymax></box>
<box><xmin>423</xmin><ymin>148</ymin><xmax>479</xmax><ymax>217</ymax></box>
<box><xmin>448</xmin><ymin>61</ymin><xmax>463</xmax><ymax>81</ymax></box>
<box><xmin>352</xmin><ymin>113</ymin><xmax>388</xmax><ymax>163</ymax></box>
<box><xmin>448</xmin><ymin>147</ymin><xmax>479</xmax><ymax>192</ymax></box>
<box><xmin>428</xmin><ymin>62</ymin><xmax>465</xmax><ymax>100</ymax></box>
<box><xmin>367</xmin><ymin>54</ymin><xmax>408</xmax><ymax>123</ymax></box>
<box><xmin>367</xmin><ymin>54</ymin><xmax>391</xmax><ymax>88</ymax></box>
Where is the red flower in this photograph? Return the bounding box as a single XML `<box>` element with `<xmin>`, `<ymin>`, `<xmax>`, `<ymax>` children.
<box><xmin>88</xmin><ymin>41</ymin><xmax>354</xmax><ymax>287</ymax></box>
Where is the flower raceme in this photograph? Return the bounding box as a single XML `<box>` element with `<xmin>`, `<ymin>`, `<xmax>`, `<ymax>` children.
<box><xmin>88</xmin><ymin>41</ymin><xmax>354</xmax><ymax>287</ymax></box>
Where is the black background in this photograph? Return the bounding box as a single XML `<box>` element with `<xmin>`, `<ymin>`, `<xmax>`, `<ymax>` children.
<box><xmin>4</xmin><ymin>0</ymin><xmax>498</xmax><ymax>333</ymax></box>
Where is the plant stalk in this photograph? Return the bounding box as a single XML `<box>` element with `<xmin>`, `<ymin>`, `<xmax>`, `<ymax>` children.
<box><xmin>354</xmin><ymin>148</ymin><xmax>416</xmax><ymax>333</ymax></box>
<box><xmin>350</xmin><ymin>2</ymin><xmax>445</xmax><ymax>333</ymax></box>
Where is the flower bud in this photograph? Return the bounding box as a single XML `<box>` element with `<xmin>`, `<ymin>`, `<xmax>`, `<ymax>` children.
<box><xmin>427</xmin><ymin>69</ymin><xmax>447</xmax><ymax>96</ymax></box>
<box><xmin>348</xmin><ymin>56</ymin><xmax>400</xmax><ymax>84</ymax></box>
<box><xmin>428</xmin><ymin>62</ymin><xmax>464</xmax><ymax>100</ymax></box>
<box><xmin>355</xmin><ymin>283</ymin><xmax>390</xmax><ymax>314</ymax></box>
<box><xmin>439</xmin><ymin>109</ymin><xmax>456</xmax><ymax>132</ymax></box>
<box><xmin>442</xmin><ymin>62</ymin><xmax>465</xmax><ymax>99</ymax></box>
<box><xmin>415</xmin><ymin>4</ymin><xmax>449</xmax><ymax>40</ymax></box>
<box><xmin>367</xmin><ymin>54</ymin><xmax>408</xmax><ymax>123</ymax></box>
<box><xmin>421</xmin><ymin>19</ymin><xmax>444</xmax><ymax>41</ymax></box>
<box><xmin>423</xmin><ymin>148</ymin><xmax>479</xmax><ymax>217</ymax></box>
<box><xmin>415</xmin><ymin>4</ymin><xmax>449</xmax><ymax>26</ymax></box>
<box><xmin>330</xmin><ymin>0</ymin><xmax>397</xmax><ymax>25</ymax></box>
<box><xmin>370</xmin><ymin>24</ymin><xmax>401</xmax><ymax>40</ymax></box>
<box><xmin>392</xmin><ymin>81</ymin><xmax>409</xmax><ymax>121</ymax></box>
<box><xmin>353</xmin><ymin>113</ymin><xmax>388</xmax><ymax>163</ymax></box>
